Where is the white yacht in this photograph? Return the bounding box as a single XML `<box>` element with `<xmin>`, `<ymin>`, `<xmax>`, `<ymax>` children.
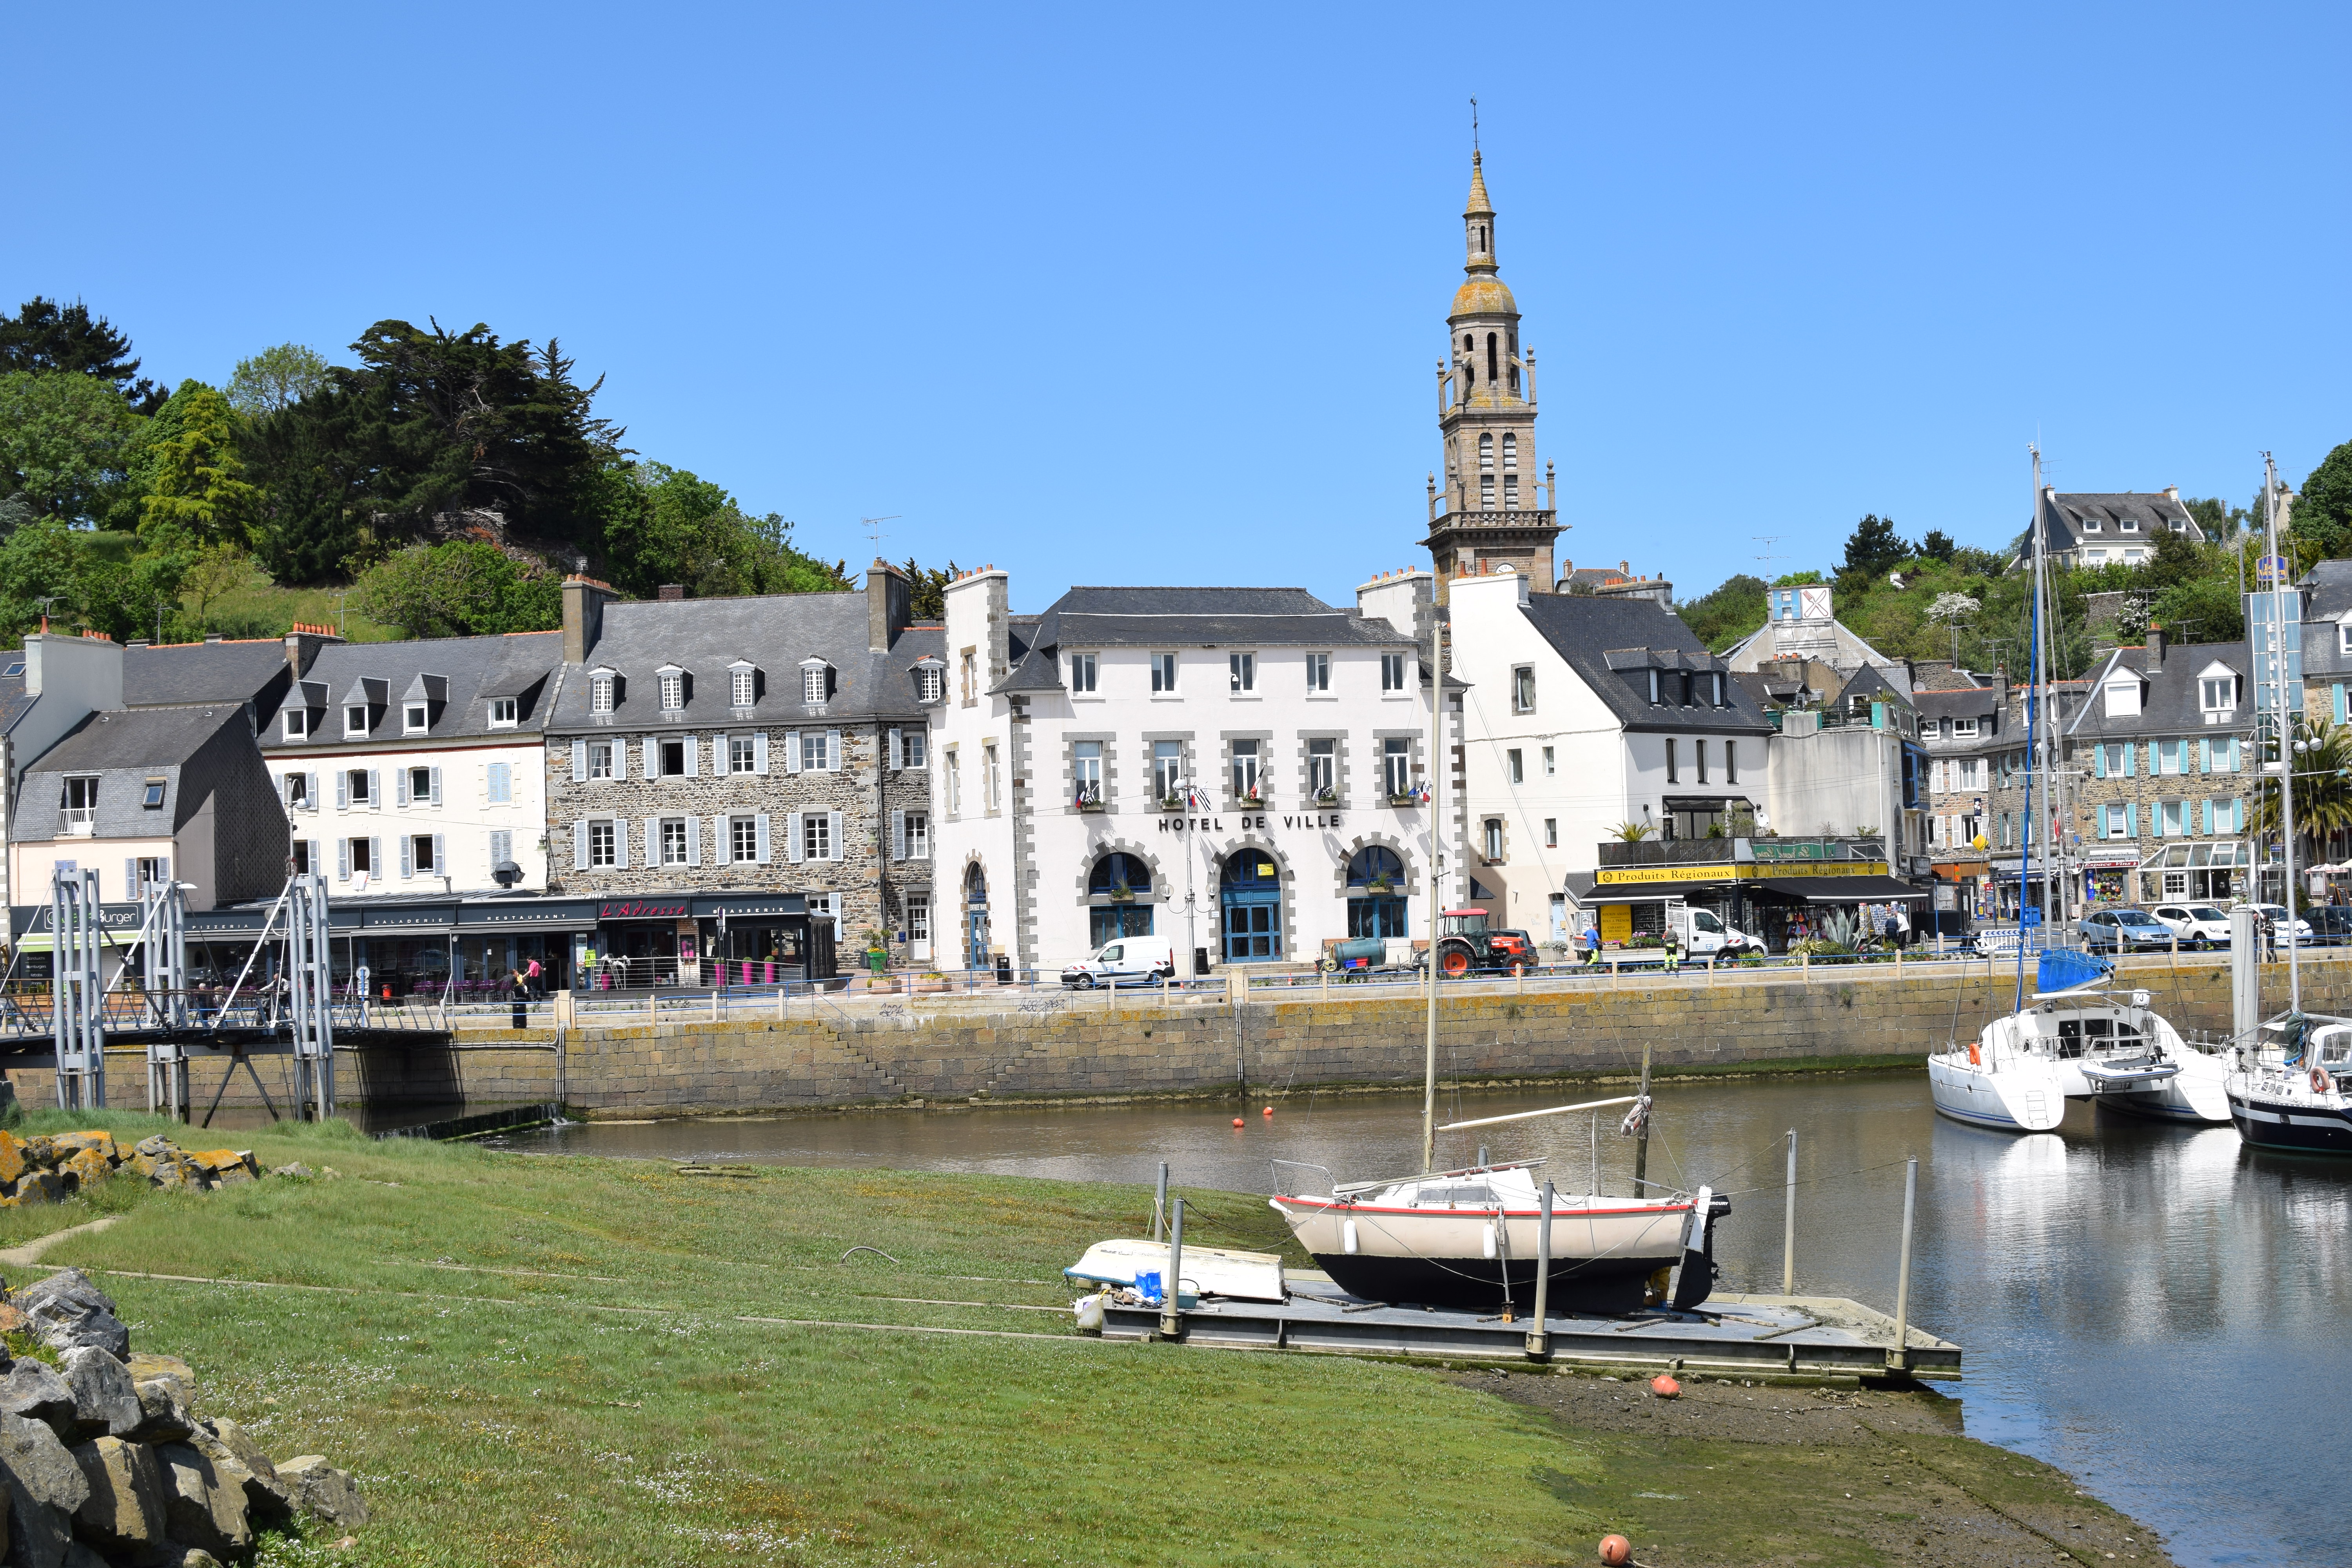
<box><xmin>2226</xmin><ymin>1013</ymin><xmax>2352</xmax><ymax>1154</ymax></box>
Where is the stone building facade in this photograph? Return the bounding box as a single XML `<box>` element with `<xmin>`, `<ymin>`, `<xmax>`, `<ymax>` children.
<box><xmin>541</xmin><ymin>568</ymin><xmax>942</xmax><ymax>982</ymax></box>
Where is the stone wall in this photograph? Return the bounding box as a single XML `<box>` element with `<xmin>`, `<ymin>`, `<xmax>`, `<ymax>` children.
<box><xmin>13</xmin><ymin>951</ymin><xmax>2349</xmax><ymax>1118</ymax></box>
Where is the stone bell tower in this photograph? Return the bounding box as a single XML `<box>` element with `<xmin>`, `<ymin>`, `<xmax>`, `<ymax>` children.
<box><xmin>1422</xmin><ymin>150</ymin><xmax>1561</xmax><ymax>604</ymax></box>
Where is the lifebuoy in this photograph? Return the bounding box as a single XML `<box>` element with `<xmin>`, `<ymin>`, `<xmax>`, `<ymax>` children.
<box><xmin>1968</xmin><ymin>1041</ymin><xmax>1981</xmax><ymax>1067</ymax></box>
<box><xmin>2312</xmin><ymin>1065</ymin><xmax>2331</xmax><ymax>1096</ymax></box>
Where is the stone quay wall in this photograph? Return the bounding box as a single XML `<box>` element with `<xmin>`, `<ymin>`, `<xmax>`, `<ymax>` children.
<box><xmin>11</xmin><ymin>949</ymin><xmax>2350</xmax><ymax>1118</ymax></box>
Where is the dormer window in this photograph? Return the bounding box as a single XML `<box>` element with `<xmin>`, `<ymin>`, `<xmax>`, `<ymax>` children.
<box><xmin>142</xmin><ymin>777</ymin><xmax>166</xmax><ymax>809</ymax></box>
<box><xmin>916</xmin><ymin>664</ymin><xmax>944</xmax><ymax>704</ymax></box>
<box><xmin>2103</xmin><ymin>675</ymin><xmax>2142</xmax><ymax>719</ymax></box>
<box><xmin>283</xmin><ymin>709</ymin><xmax>308</xmax><ymax>740</ymax></box>
<box><xmin>730</xmin><ymin>662</ymin><xmax>756</xmax><ymax>708</ymax></box>
<box><xmin>488</xmin><ymin>697</ymin><xmax>518</xmax><ymax>728</ymax></box>
<box><xmin>590</xmin><ymin>671</ymin><xmax>617</xmax><ymax>715</ymax></box>
<box><xmin>404</xmin><ymin>702</ymin><xmax>428</xmax><ymax>733</ymax></box>
<box><xmin>2080</xmin><ymin>518</ymin><xmax>2102</xmax><ymax>534</ymax></box>
<box><xmin>1647</xmin><ymin>669</ymin><xmax>1662</xmax><ymax>705</ymax></box>
<box><xmin>2200</xmin><ymin>676</ymin><xmax>2235</xmax><ymax>713</ymax></box>
<box><xmin>344</xmin><ymin>704</ymin><xmax>368</xmax><ymax>738</ymax></box>
<box><xmin>658</xmin><ymin>670</ymin><xmax>685</xmax><ymax>711</ymax></box>
<box><xmin>801</xmin><ymin>659</ymin><xmax>831</xmax><ymax>704</ymax></box>
<box><xmin>2120</xmin><ymin>517</ymin><xmax>2140</xmax><ymax>533</ymax></box>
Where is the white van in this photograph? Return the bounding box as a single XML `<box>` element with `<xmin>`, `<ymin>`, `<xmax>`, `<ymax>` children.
<box><xmin>1668</xmin><ymin>904</ymin><xmax>1765</xmax><ymax>958</ymax></box>
<box><xmin>1060</xmin><ymin>936</ymin><xmax>1178</xmax><ymax>989</ymax></box>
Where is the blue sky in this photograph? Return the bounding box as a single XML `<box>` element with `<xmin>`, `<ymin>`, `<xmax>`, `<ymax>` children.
<box><xmin>7</xmin><ymin>3</ymin><xmax>2346</xmax><ymax>610</ymax></box>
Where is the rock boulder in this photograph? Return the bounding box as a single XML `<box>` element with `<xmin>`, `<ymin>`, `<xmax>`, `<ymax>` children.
<box><xmin>275</xmin><ymin>1456</ymin><xmax>367</xmax><ymax>1529</ymax></box>
<box><xmin>61</xmin><ymin>1346</ymin><xmax>142</xmax><ymax>1440</ymax></box>
<box><xmin>2</xmin><ymin>1360</ymin><xmax>80</xmax><ymax>1435</ymax></box>
<box><xmin>17</xmin><ymin>1270</ymin><xmax>131</xmax><ymax>1359</ymax></box>
<box><xmin>154</xmin><ymin>1443</ymin><xmax>252</xmax><ymax>1563</ymax></box>
<box><xmin>71</xmin><ymin>1435</ymin><xmax>167</xmax><ymax>1548</ymax></box>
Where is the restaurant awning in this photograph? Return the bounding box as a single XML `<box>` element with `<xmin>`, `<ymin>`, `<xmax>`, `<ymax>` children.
<box><xmin>1753</xmin><ymin>876</ymin><xmax>1933</xmax><ymax>903</ymax></box>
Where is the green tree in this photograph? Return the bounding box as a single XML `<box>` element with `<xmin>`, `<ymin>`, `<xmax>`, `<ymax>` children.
<box><xmin>351</xmin><ymin>541</ymin><xmax>562</xmax><ymax>639</ymax></box>
<box><xmin>1840</xmin><ymin>514</ymin><xmax>1914</xmax><ymax>581</ymax></box>
<box><xmin>138</xmin><ymin>381</ymin><xmax>260</xmax><ymax>547</ymax></box>
<box><xmin>243</xmin><ymin>390</ymin><xmax>363</xmax><ymax>583</ymax></box>
<box><xmin>0</xmin><ymin>371</ymin><xmax>141</xmax><ymax>525</ymax></box>
<box><xmin>2294</xmin><ymin>439</ymin><xmax>2352</xmax><ymax>561</ymax></box>
<box><xmin>225</xmin><ymin>343</ymin><xmax>331</xmax><ymax>419</ymax></box>
<box><xmin>76</xmin><ymin>522</ymin><xmax>197</xmax><ymax>643</ymax></box>
<box><xmin>0</xmin><ymin>515</ymin><xmax>84</xmax><ymax>640</ymax></box>
<box><xmin>0</xmin><ymin>297</ymin><xmax>163</xmax><ymax>412</ymax></box>
<box><xmin>599</xmin><ymin>463</ymin><xmax>849</xmax><ymax>599</ymax></box>
<box><xmin>899</xmin><ymin>557</ymin><xmax>961</xmax><ymax>620</ymax></box>
<box><xmin>1919</xmin><ymin>529</ymin><xmax>1956</xmax><ymax>562</ymax></box>
<box><xmin>1676</xmin><ymin>573</ymin><xmax>1768</xmax><ymax>651</ymax></box>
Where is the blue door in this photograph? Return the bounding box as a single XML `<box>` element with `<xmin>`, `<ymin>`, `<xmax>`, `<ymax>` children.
<box><xmin>1220</xmin><ymin>850</ymin><xmax>1283</xmax><ymax>961</ymax></box>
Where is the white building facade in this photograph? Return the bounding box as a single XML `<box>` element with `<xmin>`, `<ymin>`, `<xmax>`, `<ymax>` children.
<box><xmin>931</xmin><ymin>573</ymin><xmax>1455</xmax><ymax>973</ymax></box>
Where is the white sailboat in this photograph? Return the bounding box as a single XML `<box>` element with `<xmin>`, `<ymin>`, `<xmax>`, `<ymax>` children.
<box><xmin>1927</xmin><ymin>448</ymin><xmax>2229</xmax><ymax>1132</ymax></box>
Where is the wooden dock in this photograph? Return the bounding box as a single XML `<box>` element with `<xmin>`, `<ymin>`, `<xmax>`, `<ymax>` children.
<box><xmin>1101</xmin><ymin>1274</ymin><xmax>1960</xmax><ymax>1379</ymax></box>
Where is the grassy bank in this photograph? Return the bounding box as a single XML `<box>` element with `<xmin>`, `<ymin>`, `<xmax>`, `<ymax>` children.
<box><xmin>0</xmin><ymin>1109</ymin><xmax>2168</xmax><ymax>1567</ymax></box>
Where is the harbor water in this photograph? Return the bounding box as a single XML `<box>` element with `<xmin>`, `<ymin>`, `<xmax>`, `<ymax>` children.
<box><xmin>509</xmin><ymin>1073</ymin><xmax>2349</xmax><ymax>1566</ymax></box>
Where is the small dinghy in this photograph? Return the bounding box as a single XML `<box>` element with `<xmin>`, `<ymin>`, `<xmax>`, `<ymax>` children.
<box><xmin>1064</xmin><ymin>1239</ymin><xmax>1289</xmax><ymax>1303</ymax></box>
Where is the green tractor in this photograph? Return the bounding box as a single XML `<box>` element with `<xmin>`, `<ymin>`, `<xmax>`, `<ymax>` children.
<box><xmin>1417</xmin><ymin>907</ymin><xmax>1529</xmax><ymax>978</ymax></box>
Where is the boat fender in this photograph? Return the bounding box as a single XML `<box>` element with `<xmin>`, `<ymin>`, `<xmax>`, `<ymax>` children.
<box><xmin>1670</xmin><ymin>1184</ymin><xmax>1719</xmax><ymax>1312</ymax></box>
<box><xmin>1342</xmin><ymin>1219</ymin><xmax>1360</xmax><ymax>1256</ymax></box>
<box><xmin>1599</xmin><ymin>1534</ymin><xmax>1633</xmax><ymax>1566</ymax></box>
<box><xmin>1968</xmin><ymin>1040</ymin><xmax>1980</xmax><ymax>1067</ymax></box>
<box><xmin>1482</xmin><ymin>1222</ymin><xmax>1499</xmax><ymax>1260</ymax></box>
<box><xmin>1073</xmin><ymin>1293</ymin><xmax>1107</xmax><ymax>1334</ymax></box>
<box><xmin>2314</xmin><ymin>1066</ymin><xmax>2331</xmax><ymax>1096</ymax></box>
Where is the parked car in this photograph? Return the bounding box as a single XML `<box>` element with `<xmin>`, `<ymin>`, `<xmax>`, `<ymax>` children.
<box><xmin>2147</xmin><ymin>903</ymin><xmax>2232</xmax><ymax>949</ymax></box>
<box><xmin>2305</xmin><ymin>906</ymin><xmax>2352</xmax><ymax>946</ymax></box>
<box><xmin>1061</xmin><ymin>936</ymin><xmax>1177</xmax><ymax>989</ymax></box>
<box><xmin>2240</xmin><ymin>904</ymin><xmax>2316</xmax><ymax>943</ymax></box>
<box><xmin>2078</xmin><ymin>909</ymin><xmax>2176</xmax><ymax>954</ymax></box>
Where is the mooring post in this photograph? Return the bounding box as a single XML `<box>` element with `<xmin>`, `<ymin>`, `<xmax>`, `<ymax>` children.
<box><xmin>1889</xmin><ymin>1156</ymin><xmax>1918</xmax><ymax>1372</ymax></box>
<box><xmin>1160</xmin><ymin>1197</ymin><xmax>1185</xmax><ymax>1340</ymax></box>
<box><xmin>1525</xmin><ymin>1177</ymin><xmax>1554</xmax><ymax>1359</ymax></box>
<box><xmin>1782</xmin><ymin>1129</ymin><xmax>1797</xmax><ymax>1295</ymax></box>
<box><xmin>1632</xmin><ymin>1040</ymin><xmax>1653</xmax><ymax>1195</ymax></box>
<box><xmin>1154</xmin><ymin>1161</ymin><xmax>1169</xmax><ymax>1242</ymax></box>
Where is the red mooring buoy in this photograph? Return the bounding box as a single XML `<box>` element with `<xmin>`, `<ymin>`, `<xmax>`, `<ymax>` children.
<box><xmin>1232</xmin><ymin>1117</ymin><xmax>1245</xmax><ymax>1128</ymax></box>
<box><xmin>1263</xmin><ymin>1106</ymin><xmax>1274</xmax><ymax>1117</ymax></box>
<box><xmin>1649</xmin><ymin>1374</ymin><xmax>1681</xmax><ymax>1399</ymax></box>
<box><xmin>1599</xmin><ymin>1534</ymin><xmax>1633</xmax><ymax>1566</ymax></box>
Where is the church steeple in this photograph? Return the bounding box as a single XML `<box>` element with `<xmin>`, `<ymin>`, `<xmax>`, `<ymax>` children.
<box><xmin>1422</xmin><ymin>147</ymin><xmax>1561</xmax><ymax>603</ymax></box>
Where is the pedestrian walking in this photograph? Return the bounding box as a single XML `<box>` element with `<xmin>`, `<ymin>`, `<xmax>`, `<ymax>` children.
<box><xmin>2261</xmin><ymin>911</ymin><xmax>2278</xmax><ymax>963</ymax></box>
<box><xmin>524</xmin><ymin>956</ymin><xmax>542</xmax><ymax>998</ymax></box>
<box><xmin>1583</xmin><ymin>917</ymin><xmax>1602</xmax><ymax>967</ymax></box>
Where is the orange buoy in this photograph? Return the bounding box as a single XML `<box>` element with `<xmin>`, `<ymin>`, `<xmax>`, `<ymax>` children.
<box><xmin>1649</xmin><ymin>1374</ymin><xmax>1681</xmax><ymax>1399</ymax></box>
<box><xmin>1263</xmin><ymin>1106</ymin><xmax>1274</xmax><ymax>1117</ymax></box>
<box><xmin>1599</xmin><ymin>1535</ymin><xmax>1633</xmax><ymax>1566</ymax></box>
<box><xmin>1232</xmin><ymin>1117</ymin><xmax>1245</xmax><ymax>1128</ymax></box>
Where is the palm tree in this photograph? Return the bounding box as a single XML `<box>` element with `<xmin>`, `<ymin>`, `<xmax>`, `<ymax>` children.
<box><xmin>2250</xmin><ymin>717</ymin><xmax>2352</xmax><ymax>862</ymax></box>
<box><xmin>1610</xmin><ymin>820</ymin><xmax>1654</xmax><ymax>842</ymax></box>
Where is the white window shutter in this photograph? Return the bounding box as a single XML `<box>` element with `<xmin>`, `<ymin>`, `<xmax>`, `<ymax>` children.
<box><xmin>433</xmin><ymin>833</ymin><xmax>445</xmax><ymax>871</ymax></box>
<box><xmin>754</xmin><ymin>731</ymin><xmax>769</xmax><ymax>774</ymax></box>
<box><xmin>573</xmin><ymin>820</ymin><xmax>588</xmax><ymax>870</ymax></box>
<box><xmin>613</xmin><ymin>818</ymin><xmax>630</xmax><ymax>871</ymax></box>
<box><xmin>686</xmin><ymin>815</ymin><xmax>701</xmax><ymax>867</ymax></box>
<box><xmin>828</xmin><ymin>809</ymin><xmax>844</xmax><ymax>861</ymax></box>
<box><xmin>755</xmin><ymin>813</ymin><xmax>771</xmax><ymax>864</ymax></box>
<box><xmin>338</xmin><ymin>839</ymin><xmax>349</xmax><ymax>881</ymax></box>
<box><xmin>369</xmin><ymin>836</ymin><xmax>381</xmax><ymax>877</ymax></box>
<box><xmin>643</xmin><ymin>817</ymin><xmax>659</xmax><ymax>866</ymax></box>
<box><xmin>430</xmin><ymin>766</ymin><xmax>443</xmax><ymax>804</ymax></box>
<box><xmin>124</xmin><ymin>858</ymin><xmax>136</xmax><ymax>897</ymax></box>
<box><xmin>787</xmin><ymin>812</ymin><xmax>805</xmax><ymax>864</ymax></box>
<box><xmin>642</xmin><ymin>737</ymin><xmax>659</xmax><ymax>781</ymax></box>
<box><xmin>369</xmin><ymin>771</ymin><xmax>381</xmax><ymax>809</ymax></box>
<box><xmin>305</xmin><ymin>772</ymin><xmax>318</xmax><ymax>811</ymax></box>
<box><xmin>711</xmin><ymin>817</ymin><xmax>726</xmax><ymax>864</ymax></box>
<box><xmin>826</xmin><ymin>728</ymin><xmax>840</xmax><ymax>771</ymax></box>
<box><xmin>784</xmin><ymin>731</ymin><xmax>801</xmax><ymax>774</ymax></box>
<box><xmin>684</xmin><ymin>736</ymin><xmax>699</xmax><ymax>778</ymax></box>
<box><xmin>888</xmin><ymin>727</ymin><xmax>902</xmax><ymax>770</ymax></box>
<box><xmin>399</xmin><ymin>836</ymin><xmax>412</xmax><ymax>878</ymax></box>
<box><xmin>396</xmin><ymin>768</ymin><xmax>409</xmax><ymax>806</ymax></box>
<box><xmin>277</xmin><ymin>774</ymin><xmax>290</xmax><ymax>805</ymax></box>
<box><xmin>572</xmin><ymin>738</ymin><xmax>588</xmax><ymax>782</ymax></box>
<box><xmin>337</xmin><ymin>771</ymin><xmax>348</xmax><ymax>809</ymax></box>
<box><xmin>712</xmin><ymin>733</ymin><xmax>727</xmax><ymax>775</ymax></box>
<box><xmin>892</xmin><ymin>809</ymin><xmax>906</xmax><ymax>861</ymax></box>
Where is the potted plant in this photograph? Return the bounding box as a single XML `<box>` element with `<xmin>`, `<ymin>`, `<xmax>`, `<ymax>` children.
<box><xmin>1160</xmin><ymin>792</ymin><xmax>1187</xmax><ymax>812</ymax></box>
<box><xmin>859</xmin><ymin>926</ymin><xmax>889</xmax><ymax>982</ymax></box>
<box><xmin>1075</xmin><ymin>785</ymin><xmax>1105</xmax><ymax>813</ymax></box>
<box><xmin>1108</xmin><ymin>882</ymin><xmax>1137</xmax><ymax>903</ymax></box>
<box><xmin>1316</xmin><ymin>785</ymin><xmax>1338</xmax><ymax>805</ymax></box>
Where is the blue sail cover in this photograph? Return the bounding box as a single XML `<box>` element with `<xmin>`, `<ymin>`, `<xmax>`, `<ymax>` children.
<box><xmin>2038</xmin><ymin>948</ymin><xmax>2113</xmax><ymax>995</ymax></box>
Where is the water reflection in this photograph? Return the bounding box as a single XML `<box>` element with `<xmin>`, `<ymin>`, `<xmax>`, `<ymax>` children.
<box><xmin>510</xmin><ymin>1074</ymin><xmax>2350</xmax><ymax>1565</ymax></box>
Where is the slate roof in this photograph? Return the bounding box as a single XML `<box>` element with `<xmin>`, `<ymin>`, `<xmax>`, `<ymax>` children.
<box><xmin>1914</xmin><ymin>687</ymin><xmax>2003</xmax><ymax>722</ymax></box>
<box><xmin>2064</xmin><ymin>642</ymin><xmax>2250</xmax><ymax>741</ymax></box>
<box><xmin>0</xmin><ymin>669</ymin><xmax>31</xmax><ymax>737</ymax></box>
<box><xmin>123</xmin><ymin>639</ymin><xmax>291</xmax><ymax>710</ymax></box>
<box><xmin>263</xmin><ymin>632</ymin><xmax>564</xmax><ymax>753</ymax></box>
<box><xmin>988</xmin><ymin>587</ymin><xmax>1410</xmax><ymax>695</ymax></box>
<box><xmin>1835</xmin><ymin>665</ymin><xmax>1913</xmax><ymax>710</ymax></box>
<box><xmin>2031</xmin><ymin>490</ymin><xmax>2203</xmax><ymax>559</ymax></box>
<box><xmin>548</xmin><ymin>592</ymin><xmax>945</xmax><ymax>731</ymax></box>
<box><xmin>14</xmin><ymin>706</ymin><xmax>245</xmax><ymax>837</ymax></box>
<box><xmin>1517</xmin><ymin>595</ymin><xmax>1773</xmax><ymax>735</ymax></box>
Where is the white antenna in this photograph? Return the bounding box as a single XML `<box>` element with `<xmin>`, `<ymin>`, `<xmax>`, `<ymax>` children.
<box><xmin>862</xmin><ymin>515</ymin><xmax>901</xmax><ymax>556</ymax></box>
<box><xmin>1752</xmin><ymin>536</ymin><xmax>1784</xmax><ymax>576</ymax></box>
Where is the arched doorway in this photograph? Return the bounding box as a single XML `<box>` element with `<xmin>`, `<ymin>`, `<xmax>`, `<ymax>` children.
<box><xmin>1220</xmin><ymin>850</ymin><xmax>1282</xmax><ymax>962</ymax></box>
<box><xmin>963</xmin><ymin>862</ymin><xmax>989</xmax><ymax>971</ymax></box>
<box><xmin>1346</xmin><ymin>846</ymin><xmax>1408</xmax><ymax>938</ymax></box>
<box><xmin>1087</xmin><ymin>853</ymin><xmax>1154</xmax><ymax>946</ymax></box>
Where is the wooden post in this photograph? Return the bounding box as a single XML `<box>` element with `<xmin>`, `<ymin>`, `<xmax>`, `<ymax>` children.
<box><xmin>1632</xmin><ymin>1040</ymin><xmax>1653</xmax><ymax>1196</ymax></box>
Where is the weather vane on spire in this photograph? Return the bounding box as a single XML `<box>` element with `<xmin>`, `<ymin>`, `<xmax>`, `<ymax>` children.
<box><xmin>1470</xmin><ymin>96</ymin><xmax>1479</xmax><ymax>155</ymax></box>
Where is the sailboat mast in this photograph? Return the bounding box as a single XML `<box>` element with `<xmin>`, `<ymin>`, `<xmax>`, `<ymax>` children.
<box><xmin>2033</xmin><ymin>447</ymin><xmax>2060</xmax><ymax>932</ymax></box>
<box><xmin>2266</xmin><ymin>452</ymin><xmax>2301</xmax><ymax>1012</ymax></box>
<box><xmin>1422</xmin><ymin>594</ymin><xmax>1446</xmax><ymax>1172</ymax></box>
<box><xmin>2017</xmin><ymin>446</ymin><xmax>2045</xmax><ymax>1013</ymax></box>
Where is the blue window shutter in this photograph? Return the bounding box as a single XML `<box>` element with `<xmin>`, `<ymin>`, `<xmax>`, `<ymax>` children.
<box><xmin>2094</xmin><ymin>746</ymin><xmax>2107</xmax><ymax>779</ymax></box>
<box><xmin>2123</xmin><ymin>744</ymin><xmax>2135</xmax><ymax>778</ymax></box>
<box><xmin>2201</xmin><ymin>800</ymin><xmax>2213</xmax><ymax>835</ymax></box>
<box><xmin>2198</xmin><ymin>739</ymin><xmax>2210</xmax><ymax>774</ymax></box>
<box><xmin>2126</xmin><ymin>802</ymin><xmax>2139</xmax><ymax>838</ymax></box>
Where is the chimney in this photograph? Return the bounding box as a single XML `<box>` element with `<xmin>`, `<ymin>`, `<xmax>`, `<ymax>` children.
<box><xmin>2164</xmin><ymin>484</ymin><xmax>2179</xmax><ymax>502</ymax></box>
<box><xmin>561</xmin><ymin>575</ymin><xmax>616</xmax><ymax>665</ymax></box>
<box><xmin>866</xmin><ymin>557</ymin><xmax>911</xmax><ymax>652</ymax></box>
<box><xmin>656</xmin><ymin>584</ymin><xmax>686</xmax><ymax>602</ymax></box>
<box><xmin>2147</xmin><ymin>623</ymin><xmax>2166</xmax><ymax>670</ymax></box>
